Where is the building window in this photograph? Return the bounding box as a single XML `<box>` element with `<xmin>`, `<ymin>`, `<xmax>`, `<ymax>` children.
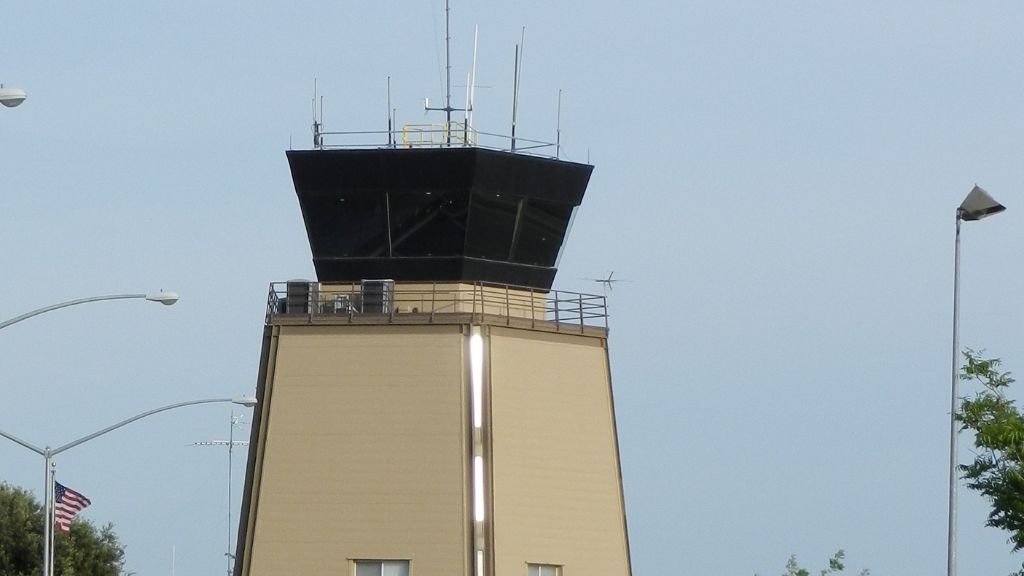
<box><xmin>528</xmin><ymin>563</ymin><xmax>560</xmax><ymax>576</ymax></box>
<box><xmin>354</xmin><ymin>560</ymin><xmax>409</xmax><ymax>576</ymax></box>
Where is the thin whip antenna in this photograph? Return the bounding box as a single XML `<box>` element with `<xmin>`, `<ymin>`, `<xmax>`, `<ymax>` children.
<box><xmin>464</xmin><ymin>71</ymin><xmax>472</xmax><ymax>144</ymax></box>
<box><xmin>511</xmin><ymin>45</ymin><xmax>519</xmax><ymax>151</ymax></box>
<box><xmin>510</xmin><ymin>26</ymin><xmax>525</xmax><ymax>152</ymax></box>
<box><xmin>556</xmin><ymin>88</ymin><xmax>562</xmax><ymax>159</ymax></box>
<box><xmin>311</xmin><ymin>78</ymin><xmax>321</xmax><ymax>149</ymax></box>
<box><xmin>387</xmin><ymin>76</ymin><xmax>393</xmax><ymax>147</ymax></box>
<box><xmin>468</xmin><ymin>24</ymin><xmax>479</xmax><ymax>144</ymax></box>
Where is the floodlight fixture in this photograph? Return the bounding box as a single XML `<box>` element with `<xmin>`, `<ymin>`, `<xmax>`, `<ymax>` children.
<box><xmin>959</xmin><ymin>185</ymin><xmax>1006</xmax><ymax>221</ymax></box>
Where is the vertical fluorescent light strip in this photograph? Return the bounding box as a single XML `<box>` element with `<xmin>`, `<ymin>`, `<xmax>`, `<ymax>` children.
<box><xmin>474</xmin><ymin>455</ymin><xmax>485</xmax><ymax>521</ymax></box>
<box><xmin>476</xmin><ymin>551</ymin><xmax>484</xmax><ymax>576</ymax></box>
<box><xmin>470</xmin><ymin>331</ymin><xmax>483</xmax><ymax>428</ymax></box>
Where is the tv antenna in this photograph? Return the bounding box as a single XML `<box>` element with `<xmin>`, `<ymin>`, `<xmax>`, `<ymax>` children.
<box><xmin>191</xmin><ymin>413</ymin><xmax>251</xmax><ymax>576</ymax></box>
<box><xmin>585</xmin><ymin>271</ymin><xmax>630</xmax><ymax>295</ymax></box>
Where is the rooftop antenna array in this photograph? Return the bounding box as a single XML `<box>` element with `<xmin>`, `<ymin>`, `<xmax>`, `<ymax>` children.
<box><xmin>305</xmin><ymin>3</ymin><xmax>571</xmax><ymax>157</ymax></box>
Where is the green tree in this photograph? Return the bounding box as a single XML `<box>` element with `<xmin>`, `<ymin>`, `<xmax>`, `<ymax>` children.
<box><xmin>0</xmin><ymin>483</ymin><xmax>126</xmax><ymax>576</ymax></box>
<box><xmin>757</xmin><ymin>550</ymin><xmax>869</xmax><ymax>576</ymax></box>
<box><xmin>956</xmin><ymin>351</ymin><xmax>1024</xmax><ymax>574</ymax></box>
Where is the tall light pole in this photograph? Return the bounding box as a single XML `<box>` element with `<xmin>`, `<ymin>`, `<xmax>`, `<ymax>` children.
<box><xmin>948</xmin><ymin>184</ymin><xmax>1006</xmax><ymax>576</ymax></box>
<box><xmin>0</xmin><ymin>396</ymin><xmax>258</xmax><ymax>576</ymax></box>
<box><xmin>0</xmin><ymin>290</ymin><xmax>177</xmax><ymax>576</ymax></box>
<box><xmin>0</xmin><ymin>85</ymin><xmax>27</xmax><ymax>108</ymax></box>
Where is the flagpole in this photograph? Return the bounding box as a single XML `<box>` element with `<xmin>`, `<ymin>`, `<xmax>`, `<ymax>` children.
<box><xmin>0</xmin><ymin>396</ymin><xmax>257</xmax><ymax>576</ymax></box>
<box><xmin>48</xmin><ymin>462</ymin><xmax>56</xmax><ymax>576</ymax></box>
<box><xmin>41</xmin><ymin>452</ymin><xmax>51</xmax><ymax>576</ymax></box>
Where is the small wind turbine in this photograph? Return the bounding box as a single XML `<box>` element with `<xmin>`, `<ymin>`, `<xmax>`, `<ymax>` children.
<box><xmin>585</xmin><ymin>271</ymin><xmax>630</xmax><ymax>296</ymax></box>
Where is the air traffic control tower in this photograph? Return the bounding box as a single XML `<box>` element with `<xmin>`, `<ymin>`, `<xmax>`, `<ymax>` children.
<box><xmin>234</xmin><ymin>118</ymin><xmax>632</xmax><ymax>576</ymax></box>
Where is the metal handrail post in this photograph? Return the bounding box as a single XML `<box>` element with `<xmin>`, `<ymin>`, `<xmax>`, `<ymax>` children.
<box><xmin>307</xmin><ymin>282</ymin><xmax>313</xmax><ymax>323</ymax></box>
<box><xmin>554</xmin><ymin>291</ymin><xmax>560</xmax><ymax>327</ymax></box>
<box><xmin>473</xmin><ymin>283</ymin><xmax>479</xmax><ymax>323</ymax></box>
<box><xmin>530</xmin><ymin>288</ymin><xmax>536</xmax><ymax>329</ymax></box>
<box><xmin>348</xmin><ymin>283</ymin><xmax>355</xmax><ymax>322</ymax></box>
<box><xmin>505</xmin><ymin>285</ymin><xmax>511</xmax><ymax>326</ymax></box>
<box><xmin>579</xmin><ymin>296</ymin><xmax>585</xmax><ymax>334</ymax></box>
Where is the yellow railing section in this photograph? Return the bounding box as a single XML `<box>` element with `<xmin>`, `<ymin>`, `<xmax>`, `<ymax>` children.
<box><xmin>401</xmin><ymin>122</ymin><xmax>477</xmax><ymax>147</ymax></box>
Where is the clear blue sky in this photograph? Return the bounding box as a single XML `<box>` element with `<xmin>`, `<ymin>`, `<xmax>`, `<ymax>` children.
<box><xmin>3</xmin><ymin>2</ymin><xmax>1023</xmax><ymax>575</ymax></box>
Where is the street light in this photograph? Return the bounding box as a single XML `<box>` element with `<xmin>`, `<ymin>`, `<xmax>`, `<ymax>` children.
<box><xmin>0</xmin><ymin>292</ymin><xmax>178</xmax><ymax>331</ymax></box>
<box><xmin>947</xmin><ymin>184</ymin><xmax>1006</xmax><ymax>576</ymax></box>
<box><xmin>0</xmin><ymin>290</ymin><xmax>178</xmax><ymax>576</ymax></box>
<box><xmin>0</xmin><ymin>396</ymin><xmax>258</xmax><ymax>576</ymax></box>
<box><xmin>0</xmin><ymin>85</ymin><xmax>27</xmax><ymax>108</ymax></box>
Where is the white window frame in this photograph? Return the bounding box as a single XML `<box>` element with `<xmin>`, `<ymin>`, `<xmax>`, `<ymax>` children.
<box><xmin>353</xmin><ymin>559</ymin><xmax>410</xmax><ymax>576</ymax></box>
<box><xmin>527</xmin><ymin>563</ymin><xmax>561</xmax><ymax>576</ymax></box>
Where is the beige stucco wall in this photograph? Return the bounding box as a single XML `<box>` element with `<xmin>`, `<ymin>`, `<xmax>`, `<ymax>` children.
<box><xmin>488</xmin><ymin>327</ymin><xmax>630</xmax><ymax>576</ymax></box>
<box><xmin>243</xmin><ymin>324</ymin><xmax>470</xmax><ymax>576</ymax></box>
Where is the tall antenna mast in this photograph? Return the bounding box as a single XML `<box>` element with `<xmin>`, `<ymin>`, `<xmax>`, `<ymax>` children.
<box><xmin>445</xmin><ymin>0</ymin><xmax>452</xmax><ymax>144</ymax></box>
<box><xmin>387</xmin><ymin>76</ymin><xmax>393</xmax><ymax>148</ymax></box>
<box><xmin>424</xmin><ymin>0</ymin><xmax>468</xmax><ymax>146</ymax></box>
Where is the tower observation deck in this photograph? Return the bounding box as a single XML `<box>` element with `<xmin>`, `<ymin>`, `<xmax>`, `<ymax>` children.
<box><xmin>289</xmin><ymin>132</ymin><xmax>593</xmax><ymax>290</ymax></box>
<box><xmin>235</xmin><ymin>21</ymin><xmax>630</xmax><ymax>576</ymax></box>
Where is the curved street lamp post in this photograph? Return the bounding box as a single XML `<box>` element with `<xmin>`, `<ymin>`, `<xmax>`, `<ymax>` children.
<box><xmin>0</xmin><ymin>291</ymin><xmax>179</xmax><ymax>576</ymax></box>
<box><xmin>0</xmin><ymin>397</ymin><xmax>258</xmax><ymax>576</ymax></box>
<box><xmin>0</xmin><ymin>292</ymin><xmax>178</xmax><ymax>331</ymax></box>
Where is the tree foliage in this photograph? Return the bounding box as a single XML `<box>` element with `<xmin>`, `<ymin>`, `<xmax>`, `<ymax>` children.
<box><xmin>756</xmin><ymin>550</ymin><xmax>868</xmax><ymax>576</ymax></box>
<box><xmin>957</xmin><ymin>350</ymin><xmax>1024</xmax><ymax>568</ymax></box>
<box><xmin>0</xmin><ymin>483</ymin><xmax>126</xmax><ymax>576</ymax></box>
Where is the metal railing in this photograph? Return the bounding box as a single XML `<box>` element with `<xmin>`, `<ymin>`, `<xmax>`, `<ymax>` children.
<box><xmin>265</xmin><ymin>281</ymin><xmax>607</xmax><ymax>333</ymax></box>
<box><xmin>309</xmin><ymin>124</ymin><xmax>560</xmax><ymax>158</ymax></box>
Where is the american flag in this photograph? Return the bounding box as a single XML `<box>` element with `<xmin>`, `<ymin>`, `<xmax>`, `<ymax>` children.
<box><xmin>54</xmin><ymin>482</ymin><xmax>91</xmax><ymax>533</ymax></box>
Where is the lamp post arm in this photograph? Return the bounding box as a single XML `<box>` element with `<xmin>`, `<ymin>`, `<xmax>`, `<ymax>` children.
<box><xmin>0</xmin><ymin>294</ymin><xmax>150</xmax><ymax>331</ymax></box>
<box><xmin>51</xmin><ymin>398</ymin><xmax>235</xmax><ymax>457</ymax></box>
<box><xmin>0</xmin><ymin>427</ymin><xmax>46</xmax><ymax>456</ymax></box>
